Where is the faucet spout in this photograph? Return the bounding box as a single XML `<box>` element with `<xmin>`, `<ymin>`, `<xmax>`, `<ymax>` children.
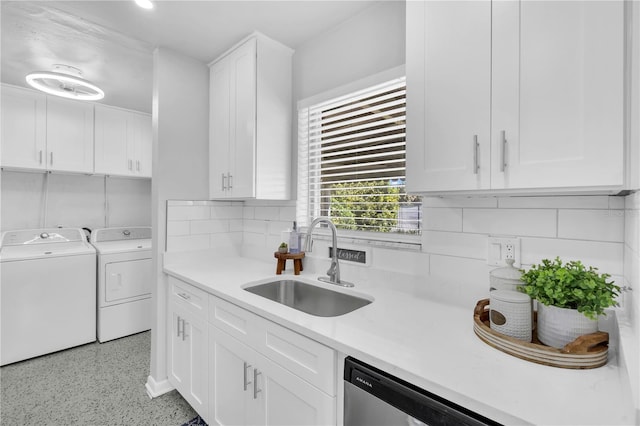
<box><xmin>305</xmin><ymin>217</ymin><xmax>354</xmax><ymax>287</ymax></box>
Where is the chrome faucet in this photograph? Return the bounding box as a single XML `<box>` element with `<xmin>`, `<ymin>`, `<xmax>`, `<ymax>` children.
<box><xmin>304</xmin><ymin>217</ymin><xmax>354</xmax><ymax>288</ymax></box>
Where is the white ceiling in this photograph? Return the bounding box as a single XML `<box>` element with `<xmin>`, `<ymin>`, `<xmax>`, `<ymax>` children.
<box><xmin>1</xmin><ymin>1</ymin><xmax>385</xmax><ymax>113</ymax></box>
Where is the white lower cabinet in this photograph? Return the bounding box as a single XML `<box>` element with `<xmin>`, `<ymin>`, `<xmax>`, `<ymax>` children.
<box><xmin>169</xmin><ymin>304</ymin><xmax>209</xmax><ymax>419</ymax></box>
<box><xmin>209</xmin><ymin>326</ymin><xmax>335</xmax><ymax>426</ymax></box>
<box><xmin>168</xmin><ymin>277</ymin><xmax>209</xmax><ymax>419</ymax></box>
<box><xmin>166</xmin><ymin>276</ymin><xmax>337</xmax><ymax>425</ymax></box>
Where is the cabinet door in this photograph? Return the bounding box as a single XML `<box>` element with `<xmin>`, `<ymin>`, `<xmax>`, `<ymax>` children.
<box><xmin>492</xmin><ymin>0</ymin><xmax>624</xmax><ymax>189</ymax></box>
<box><xmin>1</xmin><ymin>85</ymin><xmax>46</xmax><ymax>170</ymax></box>
<box><xmin>184</xmin><ymin>314</ymin><xmax>208</xmax><ymax>418</ymax></box>
<box><xmin>405</xmin><ymin>0</ymin><xmax>491</xmax><ymax>192</ymax></box>
<box><xmin>209</xmin><ymin>326</ymin><xmax>252</xmax><ymax>426</ymax></box>
<box><xmin>209</xmin><ymin>57</ymin><xmax>232</xmax><ymax>198</ymax></box>
<box><xmin>256</xmin><ymin>352</ymin><xmax>335</xmax><ymax>426</ymax></box>
<box><xmin>169</xmin><ymin>307</ymin><xmax>190</xmax><ymax>392</ymax></box>
<box><xmin>46</xmin><ymin>97</ymin><xmax>94</xmax><ymax>173</ymax></box>
<box><xmin>228</xmin><ymin>38</ymin><xmax>257</xmax><ymax>198</ymax></box>
<box><xmin>94</xmin><ymin>105</ymin><xmax>131</xmax><ymax>175</ymax></box>
<box><xmin>134</xmin><ymin>113</ymin><xmax>152</xmax><ymax>178</ymax></box>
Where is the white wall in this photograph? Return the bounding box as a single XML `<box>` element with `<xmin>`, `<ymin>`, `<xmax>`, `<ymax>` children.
<box><xmin>623</xmin><ymin>192</ymin><xmax>640</xmax><ymax>413</ymax></box>
<box><xmin>1</xmin><ymin>170</ymin><xmax>150</xmax><ymax>232</ymax></box>
<box><xmin>148</xmin><ymin>46</ymin><xmax>209</xmax><ymax>395</ymax></box>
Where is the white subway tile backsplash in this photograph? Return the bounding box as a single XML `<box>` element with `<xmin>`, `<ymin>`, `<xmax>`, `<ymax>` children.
<box><xmin>558</xmin><ymin>209</ymin><xmax>624</xmax><ymax>242</ymax></box>
<box><xmin>243</xmin><ymin>231</ymin><xmax>267</xmax><ymax>247</ymax></box>
<box><xmin>190</xmin><ymin>219</ymin><xmax>229</xmax><ymax>235</ymax></box>
<box><xmin>211</xmin><ymin>205</ymin><xmax>243</xmax><ymax>220</ymax></box>
<box><xmin>229</xmin><ymin>219</ymin><xmax>244</xmax><ymax>233</ymax></box>
<box><xmin>254</xmin><ymin>206</ymin><xmax>281</xmax><ymax>221</ymax></box>
<box><xmin>463</xmin><ymin>208</ymin><xmax>557</xmax><ymax>237</ymax></box>
<box><xmin>268</xmin><ymin>220</ymin><xmax>292</xmax><ymax>237</ymax></box>
<box><xmin>428</xmin><ymin>255</ymin><xmax>492</xmax><ymax>308</ymax></box>
<box><xmin>210</xmin><ymin>232</ymin><xmax>242</xmax><ymax>249</ymax></box>
<box><xmin>422</xmin><ymin>196</ymin><xmax>498</xmax><ymax>208</ymax></box>
<box><xmin>279</xmin><ymin>206</ymin><xmax>297</xmax><ymax>222</ymax></box>
<box><xmin>423</xmin><ymin>231</ymin><xmax>487</xmax><ymax>260</ymax></box>
<box><xmin>371</xmin><ymin>247</ymin><xmax>430</xmax><ymax>276</ymax></box>
<box><xmin>166</xmin><ymin>220</ymin><xmax>190</xmax><ymax>236</ymax></box>
<box><xmin>243</xmin><ymin>206</ymin><xmax>255</xmax><ymax>220</ymax></box>
<box><xmin>168</xmin><ymin>205</ymin><xmax>210</xmax><ymax>221</ymax></box>
<box><xmin>424</xmin><ymin>208</ymin><xmax>463</xmax><ymax>232</ymax></box>
<box><xmin>166</xmin><ymin>234</ymin><xmax>210</xmax><ymax>252</ymax></box>
<box><xmin>497</xmin><ymin>195</ymin><xmax>610</xmax><ymax>209</ymax></box>
<box><xmin>520</xmin><ymin>237</ymin><xmax>623</xmax><ymax>276</ymax></box>
<box><xmin>243</xmin><ymin>219</ymin><xmax>268</xmax><ymax>234</ymax></box>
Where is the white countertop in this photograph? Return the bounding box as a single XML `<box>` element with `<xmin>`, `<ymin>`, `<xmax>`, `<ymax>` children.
<box><xmin>164</xmin><ymin>251</ymin><xmax>636</xmax><ymax>425</ymax></box>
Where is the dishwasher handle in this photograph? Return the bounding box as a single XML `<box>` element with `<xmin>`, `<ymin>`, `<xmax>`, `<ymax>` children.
<box><xmin>344</xmin><ymin>357</ymin><xmax>502</xmax><ymax>426</ymax></box>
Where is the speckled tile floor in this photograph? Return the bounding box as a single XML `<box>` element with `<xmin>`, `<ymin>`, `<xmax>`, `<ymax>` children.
<box><xmin>0</xmin><ymin>331</ymin><xmax>198</xmax><ymax>425</ymax></box>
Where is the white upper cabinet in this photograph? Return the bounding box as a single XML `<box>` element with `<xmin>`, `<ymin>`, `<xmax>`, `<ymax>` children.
<box><xmin>209</xmin><ymin>32</ymin><xmax>293</xmax><ymax>200</ymax></box>
<box><xmin>1</xmin><ymin>84</ymin><xmax>94</xmax><ymax>174</ymax></box>
<box><xmin>46</xmin><ymin>97</ymin><xmax>94</xmax><ymax>174</ymax></box>
<box><xmin>406</xmin><ymin>0</ymin><xmax>625</xmax><ymax>194</ymax></box>
<box><xmin>1</xmin><ymin>85</ymin><xmax>47</xmax><ymax>170</ymax></box>
<box><xmin>94</xmin><ymin>104</ymin><xmax>152</xmax><ymax>178</ymax></box>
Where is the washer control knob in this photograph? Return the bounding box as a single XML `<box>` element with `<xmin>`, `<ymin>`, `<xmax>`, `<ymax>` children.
<box><xmin>123</xmin><ymin>230</ymin><xmax>131</xmax><ymax>236</ymax></box>
<box><xmin>40</xmin><ymin>232</ymin><xmax>49</xmax><ymax>239</ymax></box>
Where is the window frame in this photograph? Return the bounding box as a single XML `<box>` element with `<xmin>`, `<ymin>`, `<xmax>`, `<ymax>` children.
<box><xmin>296</xmin><ymin>66</ymin><xmax>421</xmax><ymax>249</ymax></box>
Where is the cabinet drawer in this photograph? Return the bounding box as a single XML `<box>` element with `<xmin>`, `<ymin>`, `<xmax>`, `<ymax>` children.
<box><xmin>169</xmin><ymin>276</ymin><xmax>207</xmax><ymax>319</ymax></box>
<box><xmin>260</xmin><ymin>320</ymin><xmax>336</xmax><ymax>396</ymax></box>
<box><xmin>209</xmin><ymin>294</ymin><xmax>336</xmax><ymax>396</ymax></box>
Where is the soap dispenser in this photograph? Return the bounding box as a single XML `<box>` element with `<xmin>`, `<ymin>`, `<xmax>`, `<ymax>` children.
<box><xmin>289</xmin><ymin>221</ymin><xmax>301</xmax><ymax>253</ymax></box>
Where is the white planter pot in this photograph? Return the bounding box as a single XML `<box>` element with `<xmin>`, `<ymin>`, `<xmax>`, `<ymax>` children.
<box><xmin>536</xmin><ymin>303</ymin><xmax>598</xmax><ymax>349</ymax></box>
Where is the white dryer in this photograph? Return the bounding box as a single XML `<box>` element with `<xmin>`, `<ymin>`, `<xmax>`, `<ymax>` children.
<box><xmin>91</xmin><ymin>226</ymin><xmax>152</xmax><ymax>343</ymax></box>
<box><xmin>1</xmin><ymin>228</ymin><xmax>96</xmax><ymax>366</ymax></box>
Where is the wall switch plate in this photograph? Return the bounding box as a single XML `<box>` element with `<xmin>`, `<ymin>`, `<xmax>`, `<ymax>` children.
<box><xmin>487</xmin><ymin>237</ymin><xmax>520</xmax><ymax>267</ymax></box>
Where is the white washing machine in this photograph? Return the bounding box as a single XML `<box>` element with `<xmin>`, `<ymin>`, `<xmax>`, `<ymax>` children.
<box><xmin>0</xmin><ymin>228</ymin><xmax>97</xmax><ymax>366</ymax></box>
<box><xmin>90</xmin><ymin>226</ymin><xmax>152</xmax><ymax>343</ymax></box>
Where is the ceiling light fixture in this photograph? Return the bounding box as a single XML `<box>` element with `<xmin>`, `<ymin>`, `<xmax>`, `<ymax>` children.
<box><xmin>134</xmin><ymin>0</ymin><xmax>154</xmax><ymax>10</ymax></box>
<box><xmin>25</xmin><ymin>64</ymin><xmax>104</xmax><ymax>101</ymax></box>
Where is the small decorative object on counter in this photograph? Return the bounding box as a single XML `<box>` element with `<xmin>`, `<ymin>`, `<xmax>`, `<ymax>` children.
<box><xmin>489</xmin><ymin>290</ymin><xmax>532</xmax><ymax>342</ymax></box>
<box><xmin>289</xmin><ymin>221</ymin><xmax>301</xmax><ymax>253</ymax></box>
<box><xmin>274</xmin><ymin>251</ymin><xmax>305</xmax><ymax>275</ymax></box>
<box><xmin>520</xmin><ymin>257</ymin><xmax>620</xmax><ymax>349</ymax></box>
<box><xmin>489</xmin><ymin>258</ymin><xmax>523</xmax><ymax>292</ymax></box>
<box><xmin>278</xmin><ymin>242</ymin><xmax>288</xmax><ymax>254</ymax></box>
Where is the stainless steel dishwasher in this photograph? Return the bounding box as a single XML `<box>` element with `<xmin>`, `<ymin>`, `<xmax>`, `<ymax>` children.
<box><xmin>344</xmin><ymin>357</ymin><xmax>502</xmax><ymax>426</ymax></box>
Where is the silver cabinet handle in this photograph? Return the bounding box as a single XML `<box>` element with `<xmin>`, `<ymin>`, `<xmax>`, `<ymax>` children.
<box><xmin>473</xmin><ymin>135</ymin><xmax>479</xmax><ymax>174</ymax></box>
<box><xmin>253</xmin><ymin>369</ymin><xmax>261</xmax><ymax>399</ymax></box>
<box><xmin>128</xmin><ymin>159</ymin><xmax>133</xmax><ymax>171</ymax></box>
<box><xmin>177</xmin><ymin>316</ymin><xmax>181</xmax><ymax>338</ymax></box>
<box><xmin>50</xmin><ymin>152</ymin><xmax>53</xmax><ymax>165</ymax></box>
<box><xmin>39</xmin><ymin>150</ymin><xmax>43</xmax><ymax>165</ymax></box>
<box><xmin>136</xmin><ymin>160</ymin><xmax>140</xmax><ymax>171</ymax></box>
<box><xmin>243</xmin><ymin>362</ymin><xmax>252</xmax><ymax>391</ymax></box>
<box><xmin>228</xmin><ymin>173</ymin><xmax>233</xmax><ymax>189</ymax></box>
<box><xmin>500</xmin><ymin>130</ymin><xmax>507</xmax><ymax>172</ymax></box>
<box><xmin>182</xmin><ymin>319</ymin><xmax>188</xmax><ymax>341</ymax></box>
<box><xmin>221</xmin><ymin>173</ymin><xmax>227</xmax><ymax>191</ymax></box>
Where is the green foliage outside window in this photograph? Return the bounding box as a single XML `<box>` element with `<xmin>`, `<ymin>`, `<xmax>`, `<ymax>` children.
<box><xmin>327</xmin><ymin>180</ymin><xmax>420</xmax><ymax>233</ymax></box>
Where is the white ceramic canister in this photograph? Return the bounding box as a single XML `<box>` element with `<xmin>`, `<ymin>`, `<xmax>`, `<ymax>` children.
<box><xmin>490</xmin><ymin>290</ymin><xmax>532</xmax><ymax>342</ymax></box>
<box><xmin>489</xmin><ymin>258</ymin><xmax>523</xmax><ymax>292</ymax></box>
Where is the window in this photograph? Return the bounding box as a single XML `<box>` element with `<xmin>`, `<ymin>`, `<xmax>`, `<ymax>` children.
<box><xmin>297</xmin><ymin>75</ymin><xmax>421</xmax><ymax>239</ymax></box>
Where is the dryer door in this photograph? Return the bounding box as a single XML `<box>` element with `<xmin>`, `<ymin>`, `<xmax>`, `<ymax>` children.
<box><xmin>104</xmin><ymin>258</ymin><xmax>152</xmax><ymax>302</ymax></box>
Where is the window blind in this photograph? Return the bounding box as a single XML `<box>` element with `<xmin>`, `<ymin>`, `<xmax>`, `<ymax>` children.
<box><xmin>297</xmin><ymin>77</ymin><xmax>421</xmax><ymax>235</ymax></box>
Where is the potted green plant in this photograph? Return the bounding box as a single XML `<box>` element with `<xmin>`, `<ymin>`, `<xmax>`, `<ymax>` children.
<box><xmin>277</xmin><ymin>242</ymin><xmax>288</xmax><ymax>254</ymax></box>
<box><xmin>520</xmin><ymin>257</ymin><xmax>620</xmax><ymax>348</ymax></box>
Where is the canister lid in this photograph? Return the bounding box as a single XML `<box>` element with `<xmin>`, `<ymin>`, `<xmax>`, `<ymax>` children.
<box><xmin>490</xmin><ymin>289</ymin><xmax>531</xmax><ymax>303</ymax></box>
<box><xmin>489</xmin><ymin>258</ymin><xmax>523</xmax><ymax>281</ymax></box>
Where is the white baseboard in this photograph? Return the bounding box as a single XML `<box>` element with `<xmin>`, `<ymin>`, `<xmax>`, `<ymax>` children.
<box><xmin>145</xmin><ymin>375</ymin><xmax>173</xmax><ymax>399</ymax></box>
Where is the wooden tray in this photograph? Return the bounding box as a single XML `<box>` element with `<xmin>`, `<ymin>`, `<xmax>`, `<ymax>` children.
<box><xmin>473</xmin><ymin>298</ymin><xmax>609</xmax><ymax>369</ymax></box>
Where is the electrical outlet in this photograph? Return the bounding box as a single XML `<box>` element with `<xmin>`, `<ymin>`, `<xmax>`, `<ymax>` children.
<box><xmin>487</xmin><ymin>237</ymin><xmax>520</xmax><ymax>266</ymax></box>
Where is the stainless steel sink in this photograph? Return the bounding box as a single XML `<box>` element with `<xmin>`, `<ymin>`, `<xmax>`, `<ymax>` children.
<box><xmin>243</xmin><ymin>279</ymin><xmax>371</xmax><ymax>317</ymax></box>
